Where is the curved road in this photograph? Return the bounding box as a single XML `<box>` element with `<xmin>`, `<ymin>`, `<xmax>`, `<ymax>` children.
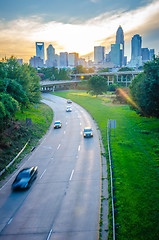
<box><xmin>0</xmin><ymin>93</ymin><xmax>101</xmax><ymax>240</ymax></box>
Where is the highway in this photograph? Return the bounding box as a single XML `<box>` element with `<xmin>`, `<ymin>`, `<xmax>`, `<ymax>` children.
<box><xmin>0</xmin><ymin>93</ymin><xmax>101</xmax><ymax>240</ymax></box>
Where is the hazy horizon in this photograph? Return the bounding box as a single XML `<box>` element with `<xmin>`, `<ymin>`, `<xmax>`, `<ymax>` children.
<box><xmin>0</xmin><ymin>0</ymin><xmax>159</xmax><ymax>62</ymax></box>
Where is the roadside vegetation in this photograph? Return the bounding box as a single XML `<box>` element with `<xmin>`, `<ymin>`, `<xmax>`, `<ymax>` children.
<box><xmin>0</xmin><ymin>103</ymin><xmax>53</xmax><ymax>179</ymax></box>
<box><xmin>0</xmin><ymin>57</ymin><xmax>53</xmax><ymax>179</ymax></box>
<box><xmin>53</xmin><ymin>90</ymin><xmax>159</xmax><ymax>240</ymax></box>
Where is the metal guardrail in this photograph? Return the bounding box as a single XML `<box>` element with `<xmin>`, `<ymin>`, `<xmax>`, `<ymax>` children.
<box><xmin>107</xmin><ymin>120</ymin><xmax>116</xmax><ymax>240</ymax></box>
<box><xmin>0</xmin><ymin>141</ymin><xmax>29</xmax><ymax>176</ymax></box>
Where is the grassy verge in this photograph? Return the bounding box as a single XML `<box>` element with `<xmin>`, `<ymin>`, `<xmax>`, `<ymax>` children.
<box><xmin>53</xmin><ymin>91</ymin><xmax>159</xmax><ymax>240</ymax></box>
<box><xmin>0</xmin><ymin>103</ymin><xmax>53</xmax><ymax>179</ymax></box>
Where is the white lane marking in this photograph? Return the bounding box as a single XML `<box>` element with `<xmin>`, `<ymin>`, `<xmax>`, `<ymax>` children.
<box><xmin>78</xmin><ymin>145</ymin><xmax>81</xmax><ymax>151</ymax></box>
<box><xmin>80</xmin><ymin>123</ymin><xmax>82</xmax><ymax>126</ymax></box>
<box><xmin>64</xmin><ymin>131</ymin><xmax>66</xmax><ymax>134</ymax></box>
<box><xmin>8</xmin><ymin>218</ymin><xmax>13</xmax><ymax>225</ymax></box>
<box><xmin>57</xmin><ymin>144</ymin><xmax>61</xmax><ymax>150</ymax></box>
<box><xmin>46</xmin><ymin>229</ymin><xmax>53</xmax><ymax>240</ymax></box>
<box><xmin>69</xmin><ymin>170</ymin><xmax>74</xmax><ymax>181</ymax></box>
<box><xmin>40</xmin><ymin>169</ymin><xmax>46</xmax><ymax>179</ymax></box>
<box><xmin>66</xmin><ymin>122</ymin><xmax>68</xmax><ymax>125</ymax></box>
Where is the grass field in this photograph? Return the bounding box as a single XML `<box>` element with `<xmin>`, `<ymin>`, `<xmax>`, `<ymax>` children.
<box><xmin>0</xmin><ymin>103</ymin><xmax>53</xmax><ymax>176</ymax></box>
<box><xmin>53</xmin><ymin>91</ymin><xmax>159</xmax><ymax>240</ymax></box>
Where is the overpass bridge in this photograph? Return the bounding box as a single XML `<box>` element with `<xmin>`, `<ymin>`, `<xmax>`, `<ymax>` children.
<box><xmin>40</xmin><ymin>80</ymin><xmax>81</xmax><ymax>92</ymax></box>
<box><xmin>69</xmin><ymin>70</ymin><xmax>143</xmax><ymax>87</ymax></box>
<box><xmin>40</xmin><ymin>71</ymin><xmax>142</xmax><ymax>92</ymax></box>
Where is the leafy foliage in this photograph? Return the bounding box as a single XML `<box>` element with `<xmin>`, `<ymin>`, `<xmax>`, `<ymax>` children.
<box><xmin>87</xmin><ymin>75</ymin><xmax>108</xmax><ymax>96</ymax></box>
<box><xmin>130</xmin><ymin>56</ymin><xmax>159</xmax><ymax>117</ymax></box>
<box><xmin>38</xmin><ymin>67</ymin><xmax>69</xmax><ymax>80</ymax></box>
<box><xmin>0</xmin><ymin>57</ymin><xmax>41</xmax><ymax>129</ymax></box>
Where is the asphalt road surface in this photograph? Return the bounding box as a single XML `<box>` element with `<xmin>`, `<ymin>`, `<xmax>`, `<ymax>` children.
<box><xmin>0</xmin><ymin>93</ymin><xmax>101</xmax><ymax>240</ymax></box>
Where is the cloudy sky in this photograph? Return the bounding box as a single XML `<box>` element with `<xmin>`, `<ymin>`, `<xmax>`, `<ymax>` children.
<box><xmin>0</xmin><ymin>0</ymin><xmax>159</xmax><ymax>62</ymax></box>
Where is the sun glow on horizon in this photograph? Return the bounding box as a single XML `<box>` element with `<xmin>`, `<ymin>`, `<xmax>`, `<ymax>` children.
<box><xmin>0</xmin><ymin>0</ymin><xmax>159</xmax><ymax>61</ymax></box>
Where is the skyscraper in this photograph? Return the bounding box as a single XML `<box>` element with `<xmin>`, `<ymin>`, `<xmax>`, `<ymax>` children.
<box><xmin>110</xmin><ymin>44</ymin><xmax>122</xmax><ymax>67</ymax></box>
<box><xmin>36</xmin><ymin>42</ymin><xmax>45</xmax><ymax>63</ymax></box>
<box><xmin>68</xmin><ymin>53</ymin><xmax>79</xmax><ymax>67</ymax></box>
<box><xmin>46</xmin><ymin>44</ymin><xmax>55</xmax><ymax>67</ymax></box>
<box><xmin>116</xmin><ymin>26</ymin><xmax>124</xmax><ymax>66</ymax></box>
<box><xmin>60</xmin><ymin>52</ymin><xmax>68</xmax><ymax>67</ymax></box>
<box><xmin>131</xmin><ymin>34</ymin><xmax>142</xmax><ymax>60</ymax></box>
<box><xmin>94</xmin><ymin>46</ymin><xmax>105</xmax><ymax>64</ymax></box>
<box><xmin>141</xmin><ymin>48</ymin><xmax>150</xmax><ymax>63</ymax></box>
<box><xmin>150</xmin><ymin>49</ymin><xmax>155</xmax><ymax>61</ymax></box>
<box><xmin>130</xmin><ymin>34</ymin><xmax>142</xmax><ymax>67</ymax></box>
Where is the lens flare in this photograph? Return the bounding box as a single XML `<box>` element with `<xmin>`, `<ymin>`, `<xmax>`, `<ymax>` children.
<box><xmin>117</xmin><ymin>88</ymin><xmax>140</xmax><ymax>110</ymax></box>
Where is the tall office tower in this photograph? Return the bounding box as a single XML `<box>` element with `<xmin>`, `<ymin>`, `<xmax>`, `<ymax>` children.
<box><xmin>141</xmin><ymin>48</ymin><xmax>150</xmax><ymax>63</ymax></box>
<box><xmin>131</xmin><ymin>34</ymin><xmax>142</xmax><ymax>60</ymax></box>
<box><xmin>149</xmin><ymin>49</ymin><xmax>155</xmax><ymax>60</ymax></box>
<box><xmin>36</xmin><ymin>42</ymin><xmax>45</xmax><ymax>63</ymax></box>
<box><xmin>94</xmin><ymin>46</ymin><xmax>105</xmax><ymax>64</ymax></box>
<box><xmin>110</xmin><ymin>44</ymin><xmax>122</xmax><ymax>67</ymax></box>
<box><xmin>60</xmin><ymin>52</ymin><xmax>68</xmax><ymax>67</ymax></box>
<box><xmin>116</xmin><ymin>26</ymin><xmax>124</xmax><ymax>66</ymax></box>
<box><xmin>68</xmin><ymin>53</ymin><xmax>79</xmax><ymax>67</ymax></box>
<box><xmin>46</xmin><ymin>44</ymin><xmax>55</xmax><ymax>67</ymax></box>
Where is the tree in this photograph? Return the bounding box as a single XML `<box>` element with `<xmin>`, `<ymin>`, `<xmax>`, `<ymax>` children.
<box><xmin>87</xmin><ymin>75</ymin><xmax>108</xmax><ymax>96</ymax></box>
<box><xmin>0</xmin><ymin>101</ymin><xmax>6</xmax><ymax>129</ymax></box>
<box><xmin>0</xmin><ymin>78</ymin><xmax>28</xmax><ymax>111</ymax></box>
<box><xmin>97</xmin><ymin>68</ymin><xmax>109</xmax><ymax>72</ymax></box>
<box><xmin>129</xmin><ymin>56</ymin><xmax>159</xmax><ymax>117</ymax></box>
<box><xmin>118</xmin><ymin>67</ymin><xmax>134</xmax><ymax>72</ymax></box>
<box><xmin>17</xmin><ymin>64</ymin><xmax>41</xmax><ymax>104</ymax></box>
<box><xmin>73</xmin><ymin>65</ymin><xmax>88</xmax><ymax>74</ymax></box>
<box><xmin>0</xmin><ymin>93</ymin><xmax>19</xmax><ymax>121</ymax></box>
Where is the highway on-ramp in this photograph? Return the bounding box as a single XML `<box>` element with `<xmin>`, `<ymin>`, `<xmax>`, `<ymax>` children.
<box><xmin>0</xmin><ymin>93</ymin><xmax>101</xmax><ymax>240</ymax></box>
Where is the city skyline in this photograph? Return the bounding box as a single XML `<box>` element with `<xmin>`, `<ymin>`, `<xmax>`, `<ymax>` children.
<box><xmin>0</xmin><ymin>0</ymin><xmax>159</xmax><ymax>62</ymax></box>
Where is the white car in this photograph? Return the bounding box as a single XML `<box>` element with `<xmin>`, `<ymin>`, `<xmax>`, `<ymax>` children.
<box><xmin>66</xmin><ymin>106</ymin><xmax>72</xmax><ymax>112</ymax></box>
<box><xmin>83</xmin><ymin>127</ymin><xmax>93</xmax><ymax>138</ymax></box>
<box><xmin>54</xmin><ymin>120</ymin><xmax>62</xmax><ymax>128</ymax></box>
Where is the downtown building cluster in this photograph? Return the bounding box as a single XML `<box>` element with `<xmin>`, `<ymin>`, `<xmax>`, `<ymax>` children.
<box><xmin>29</xmin><ymin>26</ymin><xmax>155</xmax><ymax>69</ymax></box>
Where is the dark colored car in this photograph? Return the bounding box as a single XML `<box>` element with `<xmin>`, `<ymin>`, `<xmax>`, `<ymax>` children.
<box><xmin>83</xmin><ymin>127</ymin><xmax>93</xmax><ymax>138</ymax></box>
<box><xmin>54</xmin><ymin>120</ymin><xmax>62</xmax><ymax>128</ymax></box>
<box><xmin>67</xmin><ymin>99</ymin><xmax>72</xmax><ymax>104</ymax></box>
<box><xmin>12</xmin><ymin>167</ymin><xmax>38</xmax><ymax>191</ymax></box>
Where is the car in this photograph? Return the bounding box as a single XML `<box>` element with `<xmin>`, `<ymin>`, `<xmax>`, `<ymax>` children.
<box><xmin>67</xmin><ymin>99</ymin><xmax>72</xmax><ymax>104</ymax></box>
<box><xmin>12</xmin><ymin>167</ymin><xmax>38</xmax><ymax>191</ymax></box>
<box><xmin>83</xmin><ymin>127</ymin><xmax>93</xmax><ymax>138</ymax></box>
<box><xmin>54</xmin><ymin>120</ymin><xmax>62</xmax><ymax>128</ymax></box>
<box><xmin>66</xmin><ymin>106</ymin><xmax>72</xmax><ymax>112</ymax></box>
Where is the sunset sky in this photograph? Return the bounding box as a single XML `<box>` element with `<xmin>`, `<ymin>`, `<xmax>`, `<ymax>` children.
<box><xmin>0</xmin><ymin>0</ymin><xmax>159</xmax><ymax>62</ymax></box>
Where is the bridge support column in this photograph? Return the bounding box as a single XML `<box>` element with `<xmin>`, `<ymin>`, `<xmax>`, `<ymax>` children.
<box><xmin>108</xmin><ymin>76</ymin><xmax>110</xmax><ymax>85</ymax></box>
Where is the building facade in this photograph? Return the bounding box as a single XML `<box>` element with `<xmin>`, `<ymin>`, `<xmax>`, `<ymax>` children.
<box><xmin>36</xmin><ymin>42</ymin><xmax>45</xmax><ymax>63</ymax></box>
<box><xmin>94</xmin><ymin>46</ymin><xmax>105</xmax><ymax>64</ymax></box>
<box><xmin>131</xmin><ymin>34</ymin><xmax>142</xmax><ymax>60</ymax></box>
<box><xmin>29</xmin><ymin>56</ymin><xmax>44</xmax><ymax>68</ymax></box>
<box><xmin>60</xmin><ymin>52</ymin><xmax>68</xmax><ymax>67</ymax></box>
<box><xmin>68</xmin><ymin>53</ymin><xmax>79</xmax><ymax>67</ymax></box>
<box><xmin>116</xmin><ymin>25</ymin><xmax>124</xmax><ymax>66</ymax></box>
<box><xmin>110</xmin><ymin>44</ymin><xmax>122</xmax><ymax>67</ymax></box>
<box><xmin>46</xmin><ymin>44</ymin><xmax>55</xmax><ymax>67</ymax></box>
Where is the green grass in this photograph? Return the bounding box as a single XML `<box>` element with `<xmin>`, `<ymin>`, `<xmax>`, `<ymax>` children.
<box><xmin>53</xmin><ymin>91</ymin><xmax>159</xmax><ymax>240</ymax></box>
<box><xmin>0</xmin><ymin>103</ymin><xmax>53</xmax><ymax>176</ymax></box>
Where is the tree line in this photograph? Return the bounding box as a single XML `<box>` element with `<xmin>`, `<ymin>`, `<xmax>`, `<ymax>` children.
<box><xmin>0</xmin><ymin>57</ymin><xmax>41</xmax><ymax>129</ymax></box>
<box><xmin>130</xmin><ymin>56</ymin><xmax>159</xmax><ymax>118</ymax></box>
